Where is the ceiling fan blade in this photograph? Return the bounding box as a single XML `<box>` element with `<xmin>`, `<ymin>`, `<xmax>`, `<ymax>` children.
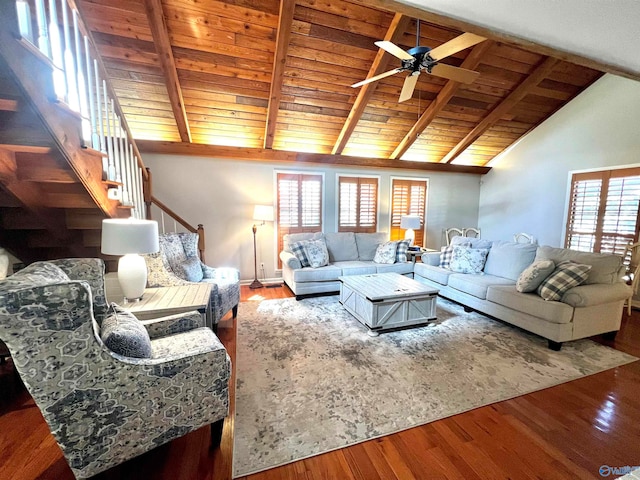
<box><xmin>375</xmin><ymin>40</ymin><xmax>414</xmax><ymax>61</ymax></box>
<box><xmin>429</xmin><ymin>63</ymin><xmax>480</xmax><ymax>84</ymax></box>
<box><xmin>351</xmin><ymin>68</ymin><xmax>403</xmax><ymax>88</ymax></box>
<box><xmin>399</xmin><ymin>73</ymin><xmax>419</xmax><ymax>103</ymax></box>
<box><xmin>427</xmin><ymin>32</ymin><xmax>486</xmax><ymax>61</ymax></box>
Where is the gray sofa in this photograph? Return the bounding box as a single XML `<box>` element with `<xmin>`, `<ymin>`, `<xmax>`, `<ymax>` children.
<box><xmin>280</xmin><ymin>231</ymin><xmax>414</xmax><ymax>298</ymax></box>
<box><xmin>413</xmin><ymin>237</ymin><xmax>631</xmax><ymax>350</ymax></box>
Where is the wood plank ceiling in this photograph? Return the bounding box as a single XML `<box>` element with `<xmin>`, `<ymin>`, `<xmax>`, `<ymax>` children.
<box><xmin>76</xmin><ymin>0</ymin><xmax>605</xmax><ymax>169</ymax></box>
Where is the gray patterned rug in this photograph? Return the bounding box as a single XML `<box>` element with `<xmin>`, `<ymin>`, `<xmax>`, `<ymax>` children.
<box><xmin>233</xmin><ymin>296</ymin><xmax>637</xmax><ymax>477</ymax></box>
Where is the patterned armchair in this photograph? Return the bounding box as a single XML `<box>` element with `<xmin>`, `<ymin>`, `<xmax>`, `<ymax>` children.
<box><xmin>145</xmin><ymin>232</ymin><xmax>240</xmax><ymax>329</ymax></box>
<box><xmin>0</xmin><ymin>258</ymin><xmax>230</xmax><ymax>479</ymax></box>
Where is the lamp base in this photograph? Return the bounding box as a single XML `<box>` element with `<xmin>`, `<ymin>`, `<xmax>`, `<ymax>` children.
<box><xmin>249</xmin><ymin>279</ymin><xmax>264</xmax><ymax>289</ymax></box>
<box><xmin>118</xmin><ymin>253</ymin><xmax>148</xmax><ymax>301</ymax></box>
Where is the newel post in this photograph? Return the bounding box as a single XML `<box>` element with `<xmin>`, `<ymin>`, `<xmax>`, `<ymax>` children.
<box><xmin>197</xmin><ymin>224</ymin><xmax>205</xmax><ymax>263</ymax></box>
<box><xmin>143</xmin><ymin>167</ymin><xmax>152</xmax><ymax>219</ymax></box>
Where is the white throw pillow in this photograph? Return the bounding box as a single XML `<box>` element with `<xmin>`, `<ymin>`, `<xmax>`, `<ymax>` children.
<box><xmin>373</xmin><ymin>241</ymin><xmax>399</xmax><ymax>264</ymax></box>
<box><xmin>303</xmin><ymin>239</ymin><xmax>329</xmax><ymax>268</ymax></box>
<box><xmin>449</xmin><ymin>246</ymin><xmax>489</xmax><ymax>274</ymax></box>
<box><xmin>515</xmin><ymin>260</ymin><xmax>555</xmax><ymax>292</ymax></box>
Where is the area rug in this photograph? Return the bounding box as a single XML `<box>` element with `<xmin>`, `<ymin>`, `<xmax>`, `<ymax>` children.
<box><xmin>233</xmin><ymin>296</ymin><xmax>637</xmax><ymax>477</ymax></box>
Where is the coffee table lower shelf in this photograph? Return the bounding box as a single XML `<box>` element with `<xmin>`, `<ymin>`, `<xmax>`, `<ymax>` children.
<box><xmin>339</xmin><ymin>273</ymin><xmax>438</xmax><ymax>336</ymax></box>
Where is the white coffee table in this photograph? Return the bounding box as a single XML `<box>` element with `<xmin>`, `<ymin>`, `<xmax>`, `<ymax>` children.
<box><xmin>339</xmin><ymin>272</ymin><xmax>439</xmax><ymax>336</ymax></box>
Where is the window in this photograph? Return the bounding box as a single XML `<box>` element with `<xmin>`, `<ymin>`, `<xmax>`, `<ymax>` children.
<box><xmin>338</xmin><ymin>176</ymin><xmax>378</xmax><ymax>233</ymax></box>
<box><xmin>565</xmin><ymin>167</ymin><xmax>640</xmax><ymax>254</ymax></box>
<box><xmin>276</xmin><ymin>172</ymin><xmax>323</xmax><ymax>266</ymax></box>
<box><xmin>390</xmin><ymin>178</ymin><xmax>427</xmax><ymax>246</ymax></box>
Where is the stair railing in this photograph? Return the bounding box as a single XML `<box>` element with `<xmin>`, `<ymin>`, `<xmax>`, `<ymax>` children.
<box><xmin>13</xmin><ymin>0</ymin><xmax>147</xmax><ymax>219</ymax></box>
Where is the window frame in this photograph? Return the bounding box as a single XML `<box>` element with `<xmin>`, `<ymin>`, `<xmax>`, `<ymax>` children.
<box><xmin>564</xmin><ymin>166</ymin><xmax>640</xmax><ymax>254</ymax></box>
<box><xmin>389</xmin><ymin>176</ymin><xmax>429</xmax><ymax>246</ymax></box>
<box><xmin>274</xmin><ymin>170</ymin><xmax>325</xmax><ymax>269</ymax></box>
<box><xmin>336</xmin><ymin>174</ymin><xmax>380</xmax><ymax>233</ymax></box>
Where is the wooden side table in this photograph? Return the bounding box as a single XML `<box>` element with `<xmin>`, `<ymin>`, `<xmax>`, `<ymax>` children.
<box><xmin>106</xmin><ymin>275</ymin><xmax>212</xmax><ymax>328</ymax></box>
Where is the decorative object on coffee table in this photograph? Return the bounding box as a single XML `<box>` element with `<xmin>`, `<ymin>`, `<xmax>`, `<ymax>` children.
<box><xmin>250</xmin><ymin>205</ymin><xmax>274</xmax><ymax>289</ymax></box>
<box><xmin>101</xmin><ymin>218</ymin><xmax>159</xmax><ymax>302</ymax></box>
<box><xmin>400</xmin><ymin>214</ymin><xmax>421</xmax><ymax>245</ymax></box>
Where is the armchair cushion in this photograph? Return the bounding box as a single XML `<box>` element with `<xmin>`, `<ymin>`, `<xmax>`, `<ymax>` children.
<box><xmin>174</xmin><ymin>256</ymin><xmax>204</xmax><ymax>282</ymax></box>
<box><xmin>141</xmin><ymin>311</ymin><xmax>205</xmax><ymax>339</ymax></box>
<box><xmin>101</xmin><ymin>303</ymin><xmax>152</xmax><ymax>358</ymax></box>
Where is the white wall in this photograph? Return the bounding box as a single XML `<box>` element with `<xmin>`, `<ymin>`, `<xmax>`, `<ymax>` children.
<box><xmin>479</xmin><ymin>74</ymin><xmax>640</xmax><ymax>246</ymax></box>
<box><xmin>143</xmin><ymin>155</ymin><xmax>482</xmax><ymax>282</ymax></box>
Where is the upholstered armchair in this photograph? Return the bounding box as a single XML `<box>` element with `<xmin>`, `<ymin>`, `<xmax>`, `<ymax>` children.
<box><xmin>145</xmin><ymin>232</ymin><xmax>240</xmax><ymax>328</ymax></box>
<box><xmin>0</xmin><ymin>258</ymin><xmax>230</xmax><ymax>479</ymax></box>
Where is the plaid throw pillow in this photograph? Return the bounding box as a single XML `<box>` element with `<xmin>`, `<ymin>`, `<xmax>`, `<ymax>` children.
<box><xmin>290</xmin><ymin>240</ymin><xmax>311</xmax><ymax>267</ymax></box>
<box><xmin>537</xmin><ymin>261</ymin><xmax>591</xmax><ymax>301</ymax></box>
<box><xmin>395</xmin><ymin>239</ymin><xmax>411</xmax><ymax>263</ymax></box>
<box><xmin>439</xmin><ymin>242</ymin><xmax>471</xmax><ymax>269</ymax></box>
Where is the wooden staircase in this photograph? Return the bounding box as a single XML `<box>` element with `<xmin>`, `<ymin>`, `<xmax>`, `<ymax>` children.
<box><xmin>0</xmin><ymin>4</ymin><xmax>129</xmax><ymax>266</ymax></box>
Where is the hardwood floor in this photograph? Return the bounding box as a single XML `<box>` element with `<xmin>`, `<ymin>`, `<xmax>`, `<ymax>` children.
<box><xmin>1</xmin><ymin>284</ymin><xmax>639</xmax><ymax>479</ymax></box>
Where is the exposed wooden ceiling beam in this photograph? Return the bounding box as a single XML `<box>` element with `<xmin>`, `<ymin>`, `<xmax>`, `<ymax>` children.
<box><xmin>441</xmin><ymin>56</ymin><xmax>559</xmax><ymax>164</ymax></box>
<box><xmin>136</xmin><ymin>140</ymin><xmax>491</xmax><ymax>174</ymax></box>
<box><xmin>391</xmin><ymin>40</ymin><xmax>493</xmax><ymax>160</ymax></box>
<box><xmin>143</xmin><ymin>0</ymin><xmax>191</xmax><ymax>143</ymax></box>
<box><xmin>332</xmin><ymin>13</ymin><xmax>412</xmax><ymax>155</ymax></box>
<box><xmin>351</xmin><ymin>0</ymin><xmax>640</xmax><ymax>82</ymax></box>
<box><xmin>264</xmin><ymin>0</ymin><xmax>295</xmax><ymax>149</ymax></box>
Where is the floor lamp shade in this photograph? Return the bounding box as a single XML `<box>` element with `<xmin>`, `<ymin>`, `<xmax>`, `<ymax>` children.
<box><xmin>101</xmin><ymin>219</ymin><xmax>159</xmax><ymax>301</ymax></box>
<box><xmin>251</xmin><ymin>205</ymin><xmax>274</xmax><ymax>289</ymax></box>
<box><xmin>400</xmin><ymin>215</ymin><xmax>421</xmax><ymax>245</ymax></box>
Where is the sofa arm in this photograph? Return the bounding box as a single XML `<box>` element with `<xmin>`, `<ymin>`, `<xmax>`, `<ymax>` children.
<box><xmin>422</xmin><ymin>251</ymin><xmax>441</xmax><ymax>266</ymax></box>
<box><xmin>140</xmin><ymin>311</ymin><xmax>205</xmax><ymax>339</ymax></box>
<box><xmin>280</xmin><ymin>251</ymin><xmax>301</xmax><ymax>270</ymax></box>
<box><xmin>562</xmin><ymin>282</ymin><xmax>632</xmax><ymax>307</ymax></box>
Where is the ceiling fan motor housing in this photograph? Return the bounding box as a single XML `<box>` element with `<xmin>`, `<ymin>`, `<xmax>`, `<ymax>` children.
<box><xmin>405</xmin><ymin>46</ymin><xmax>437</xmax><ymax>73</ymax></box>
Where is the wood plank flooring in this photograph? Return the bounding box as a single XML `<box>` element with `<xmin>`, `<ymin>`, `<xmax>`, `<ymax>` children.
<box><xmin>1</xmin><ymin>284</ymin><xmax>639</xmax><ymax>479</ymax></box>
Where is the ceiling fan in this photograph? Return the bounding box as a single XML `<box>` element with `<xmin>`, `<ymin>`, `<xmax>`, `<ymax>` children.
<box><xmin>352</xmin><ymin>20</ymin><xmax>486</xmax><ymax>103</ymax></box>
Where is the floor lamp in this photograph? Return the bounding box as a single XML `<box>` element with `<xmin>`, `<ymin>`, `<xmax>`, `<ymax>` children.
<box><xmin>250</xmin><ymin>205</ymin><xmax>274</xmax><ymax>289</ymax></box>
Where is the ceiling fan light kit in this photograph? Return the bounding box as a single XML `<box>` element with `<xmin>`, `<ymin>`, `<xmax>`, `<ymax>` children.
<box><xmin>352</xmin><ymin>21</ymin><xmax>486</xmax><ymax>103</ymax></box>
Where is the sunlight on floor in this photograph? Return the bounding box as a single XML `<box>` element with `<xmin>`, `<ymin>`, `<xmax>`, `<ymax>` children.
<box><xmin>248</xmin><ymin>293</ymin><xmax>266</xmax><ymax>301</ymax></box>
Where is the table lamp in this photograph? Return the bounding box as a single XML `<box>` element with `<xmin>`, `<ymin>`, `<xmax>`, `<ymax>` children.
<box><xmin>101</xmin><ymin>218</ymin><xmax>159</xmax><ymax>302</ymax></box>
<box><xmin>400</xmin><ymin>215</ymin><xmax>421</xmax><ymax>246</ymax></box>
<box><xmin>251</xmin><ymin>204</ymin><xmax>274</xmax><ymax>289</ymax></box>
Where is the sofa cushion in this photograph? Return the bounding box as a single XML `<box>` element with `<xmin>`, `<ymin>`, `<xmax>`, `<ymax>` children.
<box><xmin>413</xmin><ymin>263</ymin><xmax>455</xmax><ymax>285</ymax></box>
<box><xmin>534</xmin><ymin>245</ymin><xmax>623</xmax><ymax>285</ymax></box>
<box><xmin>483</xmin><ymin>241</ymin><xmax>537</xmax><ymax>281</ymax></box>
<box><xmin>304</xmin><ymin>239</ymin><xmax>330</xmax><ymax>268</ymax></box>
<box><xmin>101</xmin><ymin>303</ymin><xmax>152</xmax><ymax>358</ymax></box>
<box><xmin>395</xmin><ymin>239</ymin><xmax>411</xmax><ymax>263</ymax></box>
<box><xmin>333</xmin><ymin>261</ymin><xmax>377</xmax><ymax>276</ymax></box>
<box><xmin>290</xmin><ymin>240</ymin><xmax>311</xmax><ymax>267</ymax></box>
<box><xmin>451</xmin><ymin>236</ymin><xmax>492</xmax><ymax>250</ymax></box>
<box><xmin>292</xmin><ymin>265</ymin><xmax>342</xmax><ymax>283</ymax></box>
<box><xmin>515</xmin><ymin>260</ymin><xmax>555</xmax><ymax>292</ymax></box>
<box><xmin>355</xmin><ymin>232</ymin><xmax>388</xmax><ymax>261</ymax></box>
<box><xmin>283</xmin><ymin>232</ymin><xmax>323</xmax><ymax>253</ymax></box>
<box><xmin>374</xmin><ymin>241</ymin><xmax>399</xmax><ymax>264</ymax></box>
<box><xmin>537</xmin><ymin>261</ymin><xmax>591</xmax><ymax>301</ymax></box>
<box><xmin>173</xmin><ymin>256</ymin><xmax>204</xmax><ymax>282</ymax></box>
<box><xmin>450</xmin><ymin>246</ymin><xmax>489</xmax><ymax>274</ymax></box>
<box><xmin>4</xmin><ymin>261</ymin><xmax>70</xmax><ymax>287</ymax></box>
<box><xmin>324</xmin><ymin>232</ymin><xmax>359</xmax><ymax>262</ymax></box>
<box><xmin>486</xmin><ymin>285</ymin><xmax>574</xmax><ymax>324</ymax></box>
<box><xmin>375</xmin><ymin>262</ymin><xmax>414</xmax><ymax>275</ymax></box>
<box><xmin>448</xmin><ymin>273</ymin><xmax>514</xmax><ymax>300</ymax></box>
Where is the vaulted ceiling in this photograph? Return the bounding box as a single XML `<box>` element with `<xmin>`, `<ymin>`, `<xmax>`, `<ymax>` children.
<box><xmin>75</xmin><ymin>0</ymin><xmax>614</xmax><ymax>171</ymax></box>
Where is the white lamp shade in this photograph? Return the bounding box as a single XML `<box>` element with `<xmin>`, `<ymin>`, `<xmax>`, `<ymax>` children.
<box><xmin>400</xmin><ymin>215</ymin><xmax>421</xmax><ymax>230</ymax></box>
<box><xmin>101</xmin><ymin>219</ymin><xmax>159</xmax><ymax>255</ymax></box>
<box><xmin>253</xmin><ymin>205</ymin><xmax>274</xmax><ymax>222</ymax></box>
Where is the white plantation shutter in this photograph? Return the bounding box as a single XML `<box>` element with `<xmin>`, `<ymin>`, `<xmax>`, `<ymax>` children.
<box><xmin>338</xmin><ymin>176</ymin><xmax>378</xmax><ymax>232</ymax></box>
<box><xmin>277</xmin><ymin>173</ymin><xmax>323</xmax><ymax>266</ymax></box>
<box><xmin>390</xmin><ymin>178</ymin><xmax>427</xmax><ymax>245</ymax></box>
<box><xmin>565</xmin><ymin>168</ymin><xmax>640</xmax><ymax>254</ymax></box>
